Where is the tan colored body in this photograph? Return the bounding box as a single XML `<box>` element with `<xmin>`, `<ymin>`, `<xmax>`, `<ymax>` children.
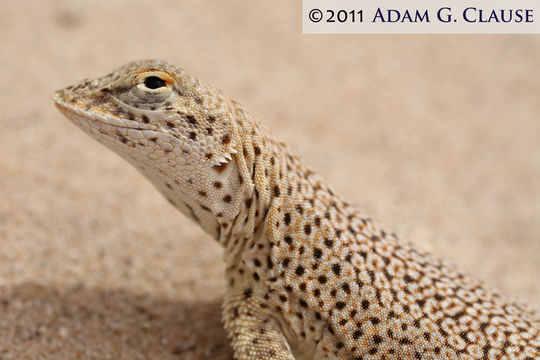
<box><xmin>54</xmin><ymin>60</ymin><xmax>539</xmax><ymax>359</ymax></box>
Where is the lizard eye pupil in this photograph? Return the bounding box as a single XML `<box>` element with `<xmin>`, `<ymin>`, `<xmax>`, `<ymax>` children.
<box><xmin>143</xmin><ymin>76</ymin><xmax>167</xmax><ymax>89</ymax></box>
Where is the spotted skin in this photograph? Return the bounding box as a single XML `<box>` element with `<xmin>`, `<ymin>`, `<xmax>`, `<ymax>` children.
<box><xmin>53</xmin><ymin>60</ymin><xmax>539</xmax><ymax>360</ymax></box>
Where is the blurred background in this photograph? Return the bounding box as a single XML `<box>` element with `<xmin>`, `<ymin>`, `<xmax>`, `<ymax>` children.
<box><xmin>0</xmin><ymin>1</ymin><xmax>539</xmax><ymax>359</ymax></box>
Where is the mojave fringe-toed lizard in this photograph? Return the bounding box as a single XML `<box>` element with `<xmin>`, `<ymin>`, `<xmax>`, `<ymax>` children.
<box><xmin>53</xmin><ymin>60</ymin><xmax>539</xmax><ymax>360</ymax></box>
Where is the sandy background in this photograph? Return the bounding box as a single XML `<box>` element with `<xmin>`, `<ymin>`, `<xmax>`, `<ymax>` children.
<box><xmin>1</xmin><ymin>1</ymin><xmax>539</xmax><ymax>359</ymax></box>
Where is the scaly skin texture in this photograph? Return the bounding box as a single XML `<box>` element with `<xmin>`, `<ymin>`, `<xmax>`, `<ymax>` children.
<box><xmin>53</xmin><ymin>60</ymin><xmax>539</xmax><ymax>360</ymax></box>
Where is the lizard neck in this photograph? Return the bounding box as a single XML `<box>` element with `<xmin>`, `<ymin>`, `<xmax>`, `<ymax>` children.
<box><xmin>220</xmin><ymin>101</ymin><xmax>323</xmax><ymax>267</ymax></box>
<box><xmin>218</xmin><ymin>102</ymin><xmax>288</xmax><ymax>265</ymax></box>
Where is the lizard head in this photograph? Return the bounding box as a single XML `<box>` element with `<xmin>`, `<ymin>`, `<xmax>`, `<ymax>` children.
<box><xmin>54</xmin><ymin>60</ymin><xmax>253</xmax><ymax>242</ymax></box>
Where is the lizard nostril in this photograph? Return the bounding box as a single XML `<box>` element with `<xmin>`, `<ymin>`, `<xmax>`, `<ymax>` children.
<box><xmin>143</xmin><ymin>76</ymin><xmax>167</xmax><ymax>89</ymax></box>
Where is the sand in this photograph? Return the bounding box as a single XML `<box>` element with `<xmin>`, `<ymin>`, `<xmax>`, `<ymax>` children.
<box><xmin>0</xmin><ymin>1</ymin><xmax>539</xmax><ymax>359</ymax></box>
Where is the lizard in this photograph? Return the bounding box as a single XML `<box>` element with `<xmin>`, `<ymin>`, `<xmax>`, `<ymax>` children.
<box><xmin>53</xmin><ymin>60</ymin><xmax>539</xmax><ymax>360</ymax></box>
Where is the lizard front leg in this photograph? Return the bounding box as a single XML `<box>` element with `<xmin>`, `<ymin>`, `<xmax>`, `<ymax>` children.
<box><xmin>223</xmin><ymin>286</ymin><xmax>295</xmax><ymax>360</ymax></box>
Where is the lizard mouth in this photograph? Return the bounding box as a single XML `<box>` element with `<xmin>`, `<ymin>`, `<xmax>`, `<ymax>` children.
<box><xmin>53</xmin><ymin>90</ymin><xmax>149</xmax><ymax>131</ymax></box>
<box><xmin>53</xmin><ymin>90</ymin><xmax>183</xmax><ymax>153</ymax></box>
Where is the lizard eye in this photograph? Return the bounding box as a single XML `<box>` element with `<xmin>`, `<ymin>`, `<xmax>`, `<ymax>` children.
<box><xmin>132</xmin><ymin>73</ymin><xmax>172</xmax><ymax>103</ymax></box>
<box><xmin>143</xmin><ymin>76</ymin><xmax>167</xmax><ymax>89</ymax></box>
